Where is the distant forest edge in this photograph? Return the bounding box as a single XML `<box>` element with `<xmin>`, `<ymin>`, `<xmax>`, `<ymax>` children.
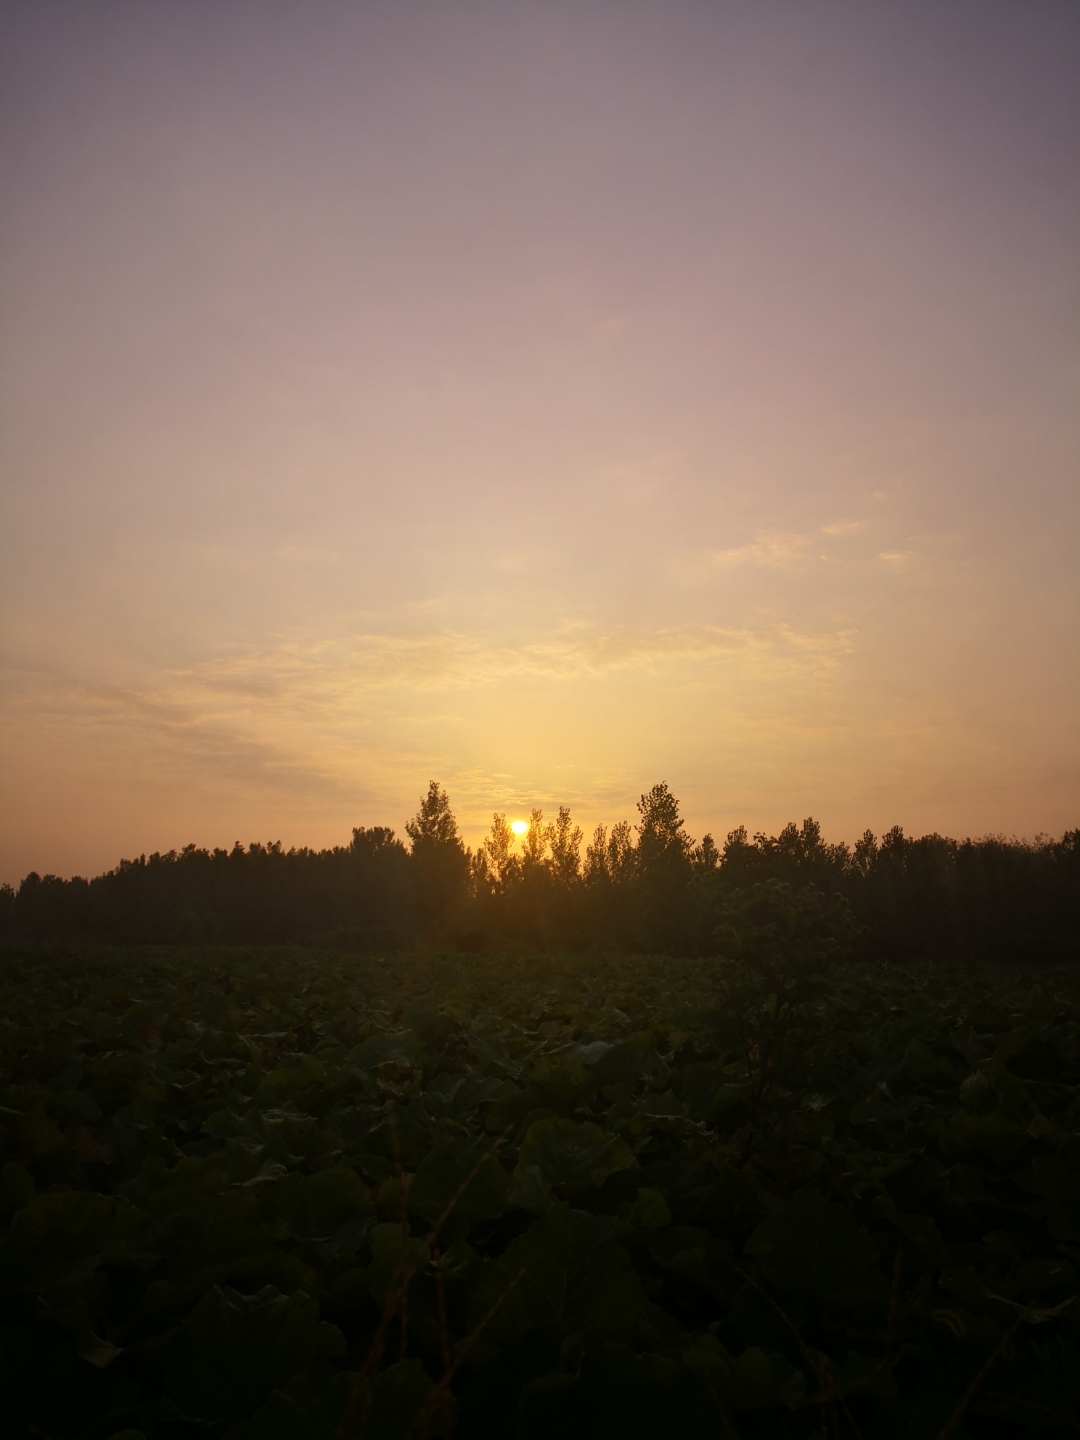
<box><xmin>3</xmin><ymin>782</ymin><xmax>1078</xmax><ymax>962</ymax></box>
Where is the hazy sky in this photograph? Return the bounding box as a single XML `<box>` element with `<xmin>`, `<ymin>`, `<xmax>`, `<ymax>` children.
<box><xmin>1</xmin><ymin>0</ymin><xmax>1078</xmax><ymax>883</ymax></box>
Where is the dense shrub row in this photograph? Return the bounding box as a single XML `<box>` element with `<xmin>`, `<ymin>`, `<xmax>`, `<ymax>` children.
<box><xmin>2</xmin><ymin>782</ymin><xmax>1077</xmax><ymax>961</ymax></box>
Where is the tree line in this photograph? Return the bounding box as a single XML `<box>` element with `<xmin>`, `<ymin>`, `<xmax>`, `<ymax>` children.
<box><xmin>2</xmin><ymin>781</ymin><xmax>1077</xmax><ymax>962</ymax></box>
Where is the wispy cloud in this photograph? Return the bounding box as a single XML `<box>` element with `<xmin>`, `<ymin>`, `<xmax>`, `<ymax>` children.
<box><xmin>3</xmin><ymin>669</ymin><xmax>353</xmax><ymax>798</ymax></box>
<box><xmin>170</xmin><ymin>620</ymin><xmax>855</xmax><ymax>700</ymax></box>
<box><xmin>711</xmin><ymin>532</ymin><xmax>810</xmax><ymax>568</ymax></box>
<box><xmin>821</xmin><ymin>520</ymin><xmax>864</xmax><ymax>536</ymax></box>
<box><xmin>878</xmin><ymin>550</ymin><xmax>913</xmax><ymax>567</ymax></box>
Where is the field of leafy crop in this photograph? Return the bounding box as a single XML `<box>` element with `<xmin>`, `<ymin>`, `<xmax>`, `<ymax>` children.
<box><xmin>1</xmin><ymin>944</ymin><xmax>1079</xmax><ymax>1440</ymax></box>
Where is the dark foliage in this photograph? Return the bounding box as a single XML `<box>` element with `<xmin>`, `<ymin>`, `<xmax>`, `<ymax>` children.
<box><xmin>2</xmin><ymin>944</ymin><xmax>1079</xmax><ymax>1438</ymax></box>
<box><xmin>2</xmin><ymin>784</ymin><xmax>1077</xmax><ymax>963</ymax></box>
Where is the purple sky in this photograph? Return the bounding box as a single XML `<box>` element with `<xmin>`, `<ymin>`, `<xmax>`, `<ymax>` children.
<box><xmin>1</xmin><ymin>1</ymin><xmax>1078</xmax><ymax>882</ymax></box>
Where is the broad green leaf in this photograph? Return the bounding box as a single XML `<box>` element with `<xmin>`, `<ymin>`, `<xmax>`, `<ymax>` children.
<box><xmin>881</xmin><ymin>1205</ymin><xmax>948</xmax><ymax>1271</ymax></box>
<box><xmin>629</xmin><ymin>1187</ymin><xmax>672</xmax><ymax>1231</ymax></box>
<box><xmin>689</xmin><ymin>1336</ymin><xmax>806</xmax><ymax>1410</ymax></box>
<box><xmin>453</xmin><ymin>1074</ymin><xmax>519</xmax><ymax>1115</ymax></box>
<box><xmin>421</xmin><ymin>1071</ymin><xmax>464</xmax><ymax>1116</ymax></box>
<box><xmin>467</xmin><ymin>1204</ymin><xmax>644</xmax><ymax>1356</ymax></box>
<box><xmin>941</xmin><ymin>1110</ymin><xmax>1030</xmax><ymax>1167</ymax></box>
<box><xmin>364</xmin><ymin>1222</ymin><xmax>430</xmax><ymax>1301</ymax></box>
<box><xmin>225</xmin><ymin>1374</ymin><xmax>336</xmax><ymax>1440</ymax></box>
<box><xmin>252</xmin><ymin>1057</ymin><xmax>327</xmax><ymax>1108</ymax></box>
<box><xmin>593</xmin><ymin>1037</ymin><xmax>647</xmax><ymax>1088</ymax></box>
<box><xmin>467</xmin><ymin>1033</ymin><xmax>520</xmax><ymax>1078</ymax></box>
<box><xmin>408</xmin><ymin>1137</ymin><xmax>509</xmax><ymax>1235</ymax></box>
<box><xmin>745</xmin><ymin>1188</ymin><xmax>878</xmax><ymax>1302</ymax></box>
<box><xmin>229</xmin><ymin>1367</ymin><xmax>451</xmax><ymax>1440</ymax></box>
<box><xmin>1026</xmin><ymin>1148</ymin><xmax>1080</xmax><ymax>1241</ymax></box>
<box><xmin>648</xmin><ymin>1226</ymin><xmax>735</xmax><ymax>1302</ymax></box>
<box><xmin>163</xmin><ymin>1285</ymin><xmax>345</xmax><ymax>1423</ymax></box>
<box><xmin>515</xmin><ymin>1117</ymin><xmax>635</xmax><ymax>1190</ymax></box>
<box><xmin>0</xmin><ymin>1189</ymin><xmax>123</xmax><ymax>1294</ymax></box>
<box><xmin>261</xmin><ymin>1165</ymin><xmax>374</xmax><ymax>1248</ymax></box>
<box><xmin>828</xmin><ymin>1350</ymin><xmax>898</xmax><ymax>1399</ymax></box>
<box><xmin>16</xmin><ymin>1105</ymin><xmax>64</xmax><ymax>1158</ymax></box>
<box><xmin>366</xmin><ymin>1358</ymin><xmax>449</xmax><ymax>1440</ymax></box>
<box><xmin>403</xmin><ymin>1006</ymin><xmax>459</xmax><ymax>1050</ymax></box>
<box><xmin>203</xmin><ymin>1106</ymin><xmax>267</xmax><ymax>1142</ymax></box>
<box><xmin>0</xmin><ymin>1159</ymin><xmax>34</xmax><ymax>1213</ymax></box>
<box><xmin>353</xmin><ymin>1031</ymin><xmax>420</xmax><ymax>1070</ymax></box>
<box><xmin>483</xmin><ymin>1086</ymin><xmax>551</xmax><ymax>1136</ymax></box>
<box><xmin>506</xmin><ymin>1163</ymin><xmax>553</xmax><ymax>1216</ymax></box>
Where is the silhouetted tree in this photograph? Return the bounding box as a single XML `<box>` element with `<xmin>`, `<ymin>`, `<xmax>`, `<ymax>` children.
<box><xmin>347</xmin><ymin>825</ymin><xmax>410</xmax><ymax>946</ymax></box>
<box><xmin>522</xmin><ymin>809</ymin><xmax>547</xmax><ymax>869</ymax></box>
<box><xmin>634</xmin><ymin>782</ymin><xmax>694</xmax><ymax>951</ymax></box>
<box><xmin>405</xmin><ymin>782</ymin><xmax>470</xmax><ymax>943</ymax></box>
<box><xmin>482</xmin><ymin>813</ymin><xmax>518</xmax><ymax>893</ymax></box>
<box><xmin>546</xmin><ymin>807</ymin><xmax>583</xmax><ymax>883</ymax></box>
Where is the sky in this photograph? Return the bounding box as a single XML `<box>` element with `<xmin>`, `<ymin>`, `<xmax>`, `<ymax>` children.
<box><xmin>1</xmin><ymin>0</ymin><xmax>1078</xmax><ymax>884</ymax></box>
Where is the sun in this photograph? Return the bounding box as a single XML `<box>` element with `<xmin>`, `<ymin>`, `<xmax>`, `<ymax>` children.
<box><xmin>510</xmin><ymin>819</ymin><xmax>529</xmax><ymax>836</ymax></box>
